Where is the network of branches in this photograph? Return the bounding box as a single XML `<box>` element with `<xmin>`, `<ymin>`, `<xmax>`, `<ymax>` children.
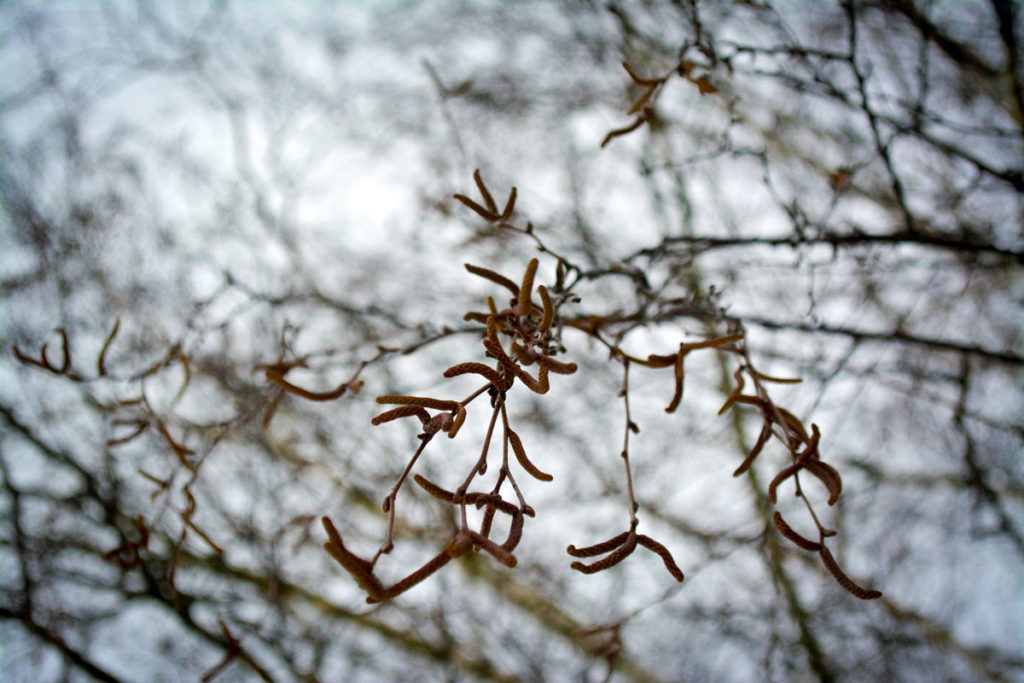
<box><xmin>12</xmin><ymin>166</ymin><xmax>882</xmax><ymax>610</ymax></box>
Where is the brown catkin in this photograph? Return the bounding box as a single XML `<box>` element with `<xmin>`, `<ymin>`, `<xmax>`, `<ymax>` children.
<box><xmin>665</xmin><ymin>350</ymin><xmax>685</xmax><ymax>413</ymax></box>
<box><xmin>717</xmin><ymin>367</ymin><xmax>747</xmax><ymax>415</ymax></box>
<box><xmin>819</xmin><ymin>545</ymin><xmax>883</xmax><ymax>600</ymax></box>
<box><xmin>467</xmin><ymin>531</ymin><xmax>517</xmax><ymax>567</ymax></box>
<box><xmin>447</xmin><ymin>404</ymin><xmax>467</xmax><ymax>438</ymax></box>
<box><xmin>453</xmin><ymin>194</ymin><xmax>497</xmax><ymax>221</ymax></box>
<box><xmin>733</xmin><ymin>422</ymin><xmax>773</xmax><ymax>477</ymax></box>
<box><xmin>376</xmin><ymin>395</ymin><xmax>460</xmax><ymax>411</ymax></box>
<box><xmin>772</xmin><ymin>511</ymin><xmax>823</xmax><ymax>551</ymax></box>
<box><xmin>537</xmin><ymin>285</ymin><xmax>554</xmax><ymax>333</ymax></box>
<box><xmin>768</xmin><ymin>463</ymin><xmax>802</xmax><ymax>504</ymax></box>
<box><xmin>518</xmin><ymin>258</ymin><xmax>539</xmax><ymax>318</ymax></box>
<box><xmin>97</xmin><ymin>318</ymin><xmax>120</xmax><ymax>376</ymax></box>
<box><xmin>567</xmin><ymin>531</ymin><xmax>630</xmax><ymax>558</ymax></box>
<box><xmin>814</xmin><ymin>459</ymin><xmax>843</xmax><ymax>494</ymax></box>
<box><xmin>265</xmin><ymin>370</ymin><xmax>349</xmax><ymax>401</ymax></box>
<box><xmin>473</xmin><ymin>169</ymin><xmax>498</xmax><ymax>214</ymax></box>
<box><xmin>535</xmin><ymin>355</ymin><xmax>577</xmax><ymax>375</ymax></box>
<box><xmin>775</xmin><ymin>407</ymin><xmax>809</xmax><ymax>443</ymax></box>
<box><xmin>510</xmin><ymin>340</ymin><xmax>537</xmax><ymax>365</ymax></box>
<box><xmin>463</xmin><ymin>311</ymin><xmax>491</xmax><ymax>324</ymax></box>
<box><xmin>479</xmin><ymin>504</ymin><xmax>497</xmax><ymax>539</ymax></box>
<box><xmin>570</xmin><ymin>532</ymin><xmax>638</xmax><ymax>574</ymax></box>
<box><xmin>508</xmin><ymin>429</ymin><xmax>554</xmax><ymax>481</ymax></box>
<box><xmin>498</xmin><ymin>187</ymin><xmax>517</xmax><ymax>221</ymax></box>
<box><xmin>502</xmin><ymin>512</ymin><xmax>525</xmax><ymax>552</ymax></box>
<box><xmin>371</xmin><ymin>405</ymin><xmax>430</xmax><ymax>425</ymax></box>
<box><xmin>444</xmin><ymin>362</ymin><xmax>503</xmax><ymax>386</ymax></box>
<box><xmin>637</xmin><ymin>535</ymin><xmax>685</xmax><ymax>582</ymax></box>
<box><xmin>413</xmin><ymin>475</ymin><xmax>459</xmax><ymax>503</ymax></box>
<box><xmin>321</xmin><ymin>517</ymin><xmax>384</xmax><ymax>599</ymax></box>
<box><xmin>802</xmin><ymin>460</ymin><xmax>842</xmax><ymax>505</ymax></box>
<box><xmin>370</xmin><ymin>551</ymin><xmax>453</xmax><ymax>603</ymax></box>
<box><xmin>516</xmin><ymin>366</ymin><xmax>550</xmax><ymax>394</ymax></box>
<box><xmin>464</xmin><ymin>492</ymin><xmax>521</xmax><ymax>516</ymax></box>
<box><xmin>465</xmin><ymin>263</ymin><xmax>519</xmax><ymax>294</ymax></box>
<box><xmin>799</xmin><ymin>424</ymin><xmax>822</xmax><ymax>460</ymax></box>
<box><xmin>483</xmin><ymin>339</ymin><xmax>519</xmax><ymax>379</ymax></box>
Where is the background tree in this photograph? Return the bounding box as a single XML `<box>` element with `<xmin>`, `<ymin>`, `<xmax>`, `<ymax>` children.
<box><xmin>1</xmin><ymin>1</ymin><xmax>1021</xmax><ymax>681</ymax></box>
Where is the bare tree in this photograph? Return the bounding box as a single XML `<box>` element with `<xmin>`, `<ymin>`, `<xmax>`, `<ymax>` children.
<box><xmin>1</xmin><ymin>1</ymin><xmax>1021</xmax><ymax>681</ymax></box>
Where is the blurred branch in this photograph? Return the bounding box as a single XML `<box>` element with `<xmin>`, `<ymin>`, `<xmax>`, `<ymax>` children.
<box><xmin>631</xmin><ymin>231</ymin><xmax>1024</xmax><ymax>263</ymax></box>
<box><xmin>742</xmin><ymin>317</ymin><xmax>1024</xmax><ymax>366</ymax></box>
<box><xmin>0</xmin><ymin>607</ymin><xmax>120</xmax><ymax>683</ymax></box>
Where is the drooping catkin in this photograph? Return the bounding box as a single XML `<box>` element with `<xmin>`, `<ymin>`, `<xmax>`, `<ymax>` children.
<box><xmin>502</xmin><ymin>512</ymin><xmax>525</xmax><ymax>552</ymax></box>
<box><xmin>516</xmin><ymin>366</ymin><xmax>550</xmax><ymax>394</ymax></box>
<box><xmin>508</xmin><ymin>429</ymin><xmax>553</xmax><ymax>482</ymax></box>
<box><xmin>733</xmin><ymin>422</ymin><xmax>772</xmax><ymax>477</ymax></box>
<box><xmin>535</xmin><ymin>355</ymin><xmax>577</xmax><ymax>375</ymax></box>
<box><xmin>498</xmin><ymin>187</ymin><xmax>517</xmax><ymax>221</ymax></box>
<box><xmin>376</xmin><ymin>395</ymin><xmax>460</xmax><ymax>411</ymax></box>
<box><xmin>97</xmin><ymin>318</ymin><xmax>120</xmax><ymax>376</ymax></box>
<box><xmin>665</xmin><ymin>350</ymin><xmax>685</xmax><ymax>413</ymax></box>
<box><xmin>322</xmin><ymin>517</ymin><xmax>384</xmax><ymax>599</ymax></box>
<box><xmin>453</xmin><ymin>194</ymin><xmax>497</xmax><ymax>220</ymax></box>
<box><xmin>447</xmin><ymin>404</ymin><xmax>467</xmax><ymax>438</ymax></box>
<box><xmin>413</xmin><ymin>474</ymin><xmax>459</xmax><ymax>503</ymax></box>
<box><xmin>265</xmin><ymin>369</ymin><xmax>349</xmax><ymax>401</ymax></box>
<box><xmin>372</xmin><ymin>405</ymin><xmax>430</xmax><ymax>425</ymax></box>
<box><xmin>772</xmin><ymin>511</ymin><xmax>822</xmax><ymax>551</ymax></box>
<box><xmin>567</xmin><ymin>531</ymin><xmax>630</xmax><ymax>558</ymax></box>
<box><xmin>370</xmin><ymin>551</ymin><xmax>453</xmax><ymax>604</ymax></box>
<box><xmin>802</xmin><ymin>460</ymin><xmax>842</xmax><ymax>505</ymax></box>
<box><xmin>637</xmin><ymin>535</ymin><xmax>684</xmax><ymax>582</ymax></box>
<box><xmin>768</xmin><ymin>463</ymin><xmax>802</xmax><ymax>503</ymax></box>
<box><xmin>537</xmin><ymin>285</ymin><xmax>554</xmax><ymax>333</ymax></box>
<box><xmin>473</xmin><ymin>169</ymin><xmax>498</xmax><ymax>215</ymax></box>
<box><xmin>819</xmin><ymin>544</ymin><xmax>882</xmax><ymax>600</ymax></box>
<box><xmin>518</xmin><ymin>258</ymin><xmax>539</xmax><ymax>318</ymax></box>
<box><xmin>467</xmin><ymin>530</ymin><xmax>517</xmax><ymax>567</ymax></box>
<box><xmin>465</xmin><ymin>263</ymin><xmax>519</xmax><ymax>295</ymax></box>
<box><xmin>444</xmin><ymin>362</ymin><xmax>504</xmax><ymax>388</ymax></box>
<box><xmin>570</xmin><ymin>532</ymin><xmax>638</xmax><ymax>574</ymax></box>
